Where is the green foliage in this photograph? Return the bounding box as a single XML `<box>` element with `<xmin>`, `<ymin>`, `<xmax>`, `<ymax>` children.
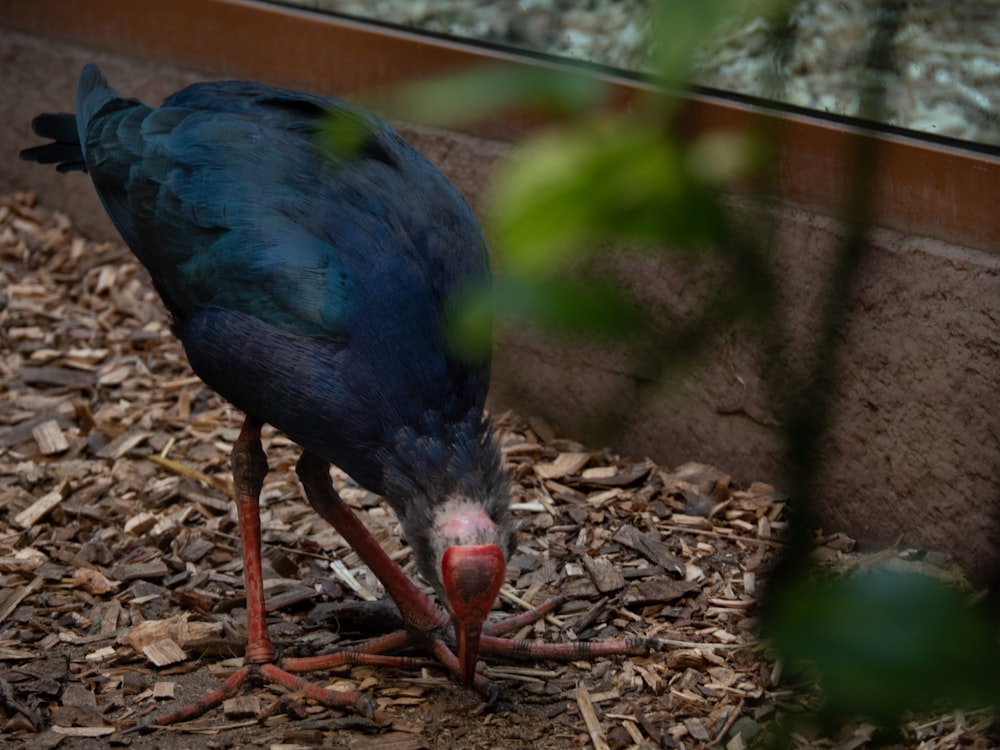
<box><xmin>448</xmin><ymin>274</ymin><xmax>649</xmax><ymax>361</ymax></box>
<box><xmin>386</xmin><ymin>66</ymin><xmax>604</xmax><ymax>128</ymax></box>
<box><xmin>319</xmin><ymin>105</ymin><xmax>381</xmax><ymax>159</ymax></box>
<box><xmin>491</xmin><ymin>122</ymin><xmax>732</xmax><ymax>273</ymax></box>
<box><xmin>766</xmin><ymin>569</ymin><xmax>1000</xmax><ymax>723</ymax></box>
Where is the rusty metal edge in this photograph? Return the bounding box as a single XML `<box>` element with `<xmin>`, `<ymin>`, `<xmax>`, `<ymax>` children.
<box><xmin>2</xmin><ymin>0</ymin><xmax>998</xmax><ymax>254</ymax></box>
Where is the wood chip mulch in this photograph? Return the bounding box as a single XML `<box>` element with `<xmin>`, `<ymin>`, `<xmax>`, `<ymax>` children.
<box><xmin>0</xmin><ymin>191</ymin><xmax>994</xmax><ymax>749</ymax></box>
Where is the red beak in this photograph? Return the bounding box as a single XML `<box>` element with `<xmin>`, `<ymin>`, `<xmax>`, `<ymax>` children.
<box><xmin>441</xmin><ymin>544</ymin><xmax>505</xmax><ymax>689</ymax></box>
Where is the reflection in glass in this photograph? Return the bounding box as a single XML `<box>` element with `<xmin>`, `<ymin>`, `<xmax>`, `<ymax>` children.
<box><xmin>274</xmin><ymin>0</ymin><xmax>1000</xmax><ymax>146</ymax></box>
<box><xmin>691</xmin><ymin>0</ymin><xmax>1000</xmax><ymax>146</ymax></box>
<box><xmin>276</xmin><ymin>0</ymin><xmax>651</xmax><ymax>70</ymax></box>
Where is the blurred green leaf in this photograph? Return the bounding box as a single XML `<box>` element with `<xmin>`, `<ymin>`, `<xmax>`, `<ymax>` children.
<box><xmin>493</xmin><ymin>275</ymin><xmax>646</xmax><ymax>335</ymax></box>
<box><xmin>491</xmin><ymin>121</ymin><xmax>728</xmax><ymax>273</ymax></box>
<box><xmin>386</xmin><ymin>65</ymin><xmax>604</xmax><ymax>127</ymax></box>
<box><xmin>686</xmin><ymin>131</ymin><xmax>767</xmax><ymax>186</ymax></box>
<box><xmin>319</xmin><ymin>105</ymin><xmax>383</xmax><ymax>159</ymax></box>
<box><xmin>448</xmin><ymin>274</ymin><xmax>648</xmax><ymax>360</ymax></box>
<box><xmin>765</xmin><ymin>569</ymin><xmax>1000</xmax><ymax>723</ymax></box>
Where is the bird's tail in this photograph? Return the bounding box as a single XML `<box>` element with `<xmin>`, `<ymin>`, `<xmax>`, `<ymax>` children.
<box><xmin>19</xmin><ymin>112</ymin><xmax>84</xmax><ymax>172</ymax></box>
<box><xmin>19</xmin><ymin>64</ymin><xmax>121</xmax><ymax>173</ymax></box>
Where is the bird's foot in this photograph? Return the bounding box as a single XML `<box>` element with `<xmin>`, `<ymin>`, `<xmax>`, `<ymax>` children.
<box><xmin>283</xmin><ymin>611</ymin><xmax>502</xmax><ymax>702</ymax></box>
<box><xmin>285</xmin><ymin>592</ymin><xmax>648</xmax><ymax>704</ymax></box>
<box><xmin>479</xmin><ymin>594</ymin><xmax>653</xmax><ymax>661</ymax></box>
<box><xmin>147</xmin><ymin>660</ymin><xmax>373</xmax><ymax>728</ymax></box>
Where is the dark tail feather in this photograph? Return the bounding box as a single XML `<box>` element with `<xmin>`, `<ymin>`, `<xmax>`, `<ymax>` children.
<box><xmin>19</xmin><ymin>112</ymin><xmax>86</xmax><ymax>173</ymax></box>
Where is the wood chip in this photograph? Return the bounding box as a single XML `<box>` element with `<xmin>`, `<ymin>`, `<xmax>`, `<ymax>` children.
<box><xmin>0</xmin><ymin>575</ymin><xmax>43</xmax><ymax>626</ymax></box>
<box><xmin>111</xmin><ymin>559</ymin><xmax>169</xmax><ymax>581</ymax></box>
<box><xmin>612</xmin><ymin>524</ymin><xmax>686</xmax><ymax>576</ymax></box>
<box><xmin>0</xmin><ymin>646</ymin><xmax>38</xmax><ymax>661</ymax></box>
<box><xmin>671</xmin><ymin>513</ymin><xmax>715</xmax><ymax>529</ymax></box>
<box><xmin>624</xmin><ymin>577</ymin><xmax>701</xmax><ymax>606</ymax></box>
<box><xmin>70</xmin><ymin>567</ymin><xmax>116</xmax><ymax>595</ymax></box>
<box><xmin>0</xmin><ymin>547</ymin><xmax>48</xmax><ymax>574</ymax></box>
<box><xmin>93</xmin><ymin>600</ymin><xmax>122</xmax><ymax>636</ymax></box>
<box><xmin>582</xmin><ymin>555</ymin><xmax>626</xmax><ymax>593</ymax></box>
<box><xmin>95</xmin><ymin>429</ymin><xmax>152</xmax><ymax>459</ymax></box>
<box><xmin>142</xmin><ymin>638</ymin><xmax>187</xmax><ymax>667</ymax></box>
<box><xmin>576</xmin><ymin>682</ymin><xmax>611</xmax><ymax>750</ymax></box>
<box><xmin>0</xmin><ymin>414</ymin><xmax>66</xmax><ymax>448</ymax></box>
<box><xmin>123</xmin><ymin>511</ymin><xmax>158</xmax><ymax>535</ymax></box>
<box><xmin>51</xmin><ymin>726</ymin><xmax>116</xmax><ymax>737</ymax></box>
<box><xmin>685</xmin><ymin>717</ymin><xmax>712</xmax><ymax>742</ymax></box>
<box><xmin>223</xmin><ymin>695</ymin><xmax>261</xmax><ymax>719</ymax></box>
<box><xmin>581</xmin><ymin>461</ymin><xmax>651</xmax><ymax>486</ymax></box>
<box><xmin>153</xmin><ymin>681</ymin><xmax>176</xmax><ymax>699</ymax></box>
<box><xmin>62</xmin><ymin>683</ymin><xmax>98</xmax><ymax>710</ymax></box>
<box><xmin>19</xmin><ymin>365</ymin><xmax>94</xmax><ymax>388</ymax></box>
<box><xmin>534</xmin><ymin>451</ymin><xmax>591</xmax><ymax>479</ymax></box>
<box><xmin>265</xmin><ymin>584</ymin><xmax>318</xmax><ymax>612</ymax></box>
<box><xmin>124</xmin><ymin>614</ymin><xmax>223</xmax><ymax>650</ymax></box>
<box><xmin>84</xmin><ymin>646</ymin><xmax>116</xmax><ymax>662</ymax></box>
<box><xmin>330</xmin><ymin>559</ymin><xmax>378</xmax><ymax>601</ymax></box>
<box><xmin>97</xmin><ymin>364</ymin><xmax>133</xmax><ymax>386</ymax></box>
<box><xmin>13</xmin><ymin>481</ymin><xmax>68</xmax><ymax>529</ymax></box>
<box><xmin>32</xmin><ymin>419</ymin><xmax>70</xmax><ymax>455</ymax></box>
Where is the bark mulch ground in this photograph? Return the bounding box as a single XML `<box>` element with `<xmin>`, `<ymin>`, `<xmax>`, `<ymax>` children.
<box><xmin>0</xmin><ymin>192</ymin><xmax>994</xmax><ymax>749</ymax></box>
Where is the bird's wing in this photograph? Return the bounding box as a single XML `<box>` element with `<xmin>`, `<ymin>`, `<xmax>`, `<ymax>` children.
<box><xmin>75</xmin><ymin>68</ymin><xmax>488</xmax><ymax>343</ymax></box>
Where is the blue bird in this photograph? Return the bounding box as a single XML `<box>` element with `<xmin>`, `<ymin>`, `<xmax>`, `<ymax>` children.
<box><xmin>22</xmin><ymin>65</ymin><xmax>646</xmax><ymax>725</ymax></box>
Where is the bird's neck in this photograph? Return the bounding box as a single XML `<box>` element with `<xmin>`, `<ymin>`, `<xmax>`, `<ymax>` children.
<box><xmin>378</xmin><ymin>408</ymin><xmax>503</xmax><ymax>505</ymax></box>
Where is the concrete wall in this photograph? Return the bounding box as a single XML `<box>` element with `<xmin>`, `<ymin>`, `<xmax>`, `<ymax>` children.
<box><xmin>3</xmin><ymin>28</ymin><xmax>999</xmax><ymax>581</ymax></box>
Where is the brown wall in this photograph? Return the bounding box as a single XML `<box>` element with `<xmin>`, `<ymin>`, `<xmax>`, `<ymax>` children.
<box><xmin>3</xmin><ymin>28</ymin><xmax>999</xmax><ymax>581</ymax></box>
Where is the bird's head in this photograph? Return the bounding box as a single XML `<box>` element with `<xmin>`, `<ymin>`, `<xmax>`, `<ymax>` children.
<box><xmin>383</xmin><ymin>415</ymin><xmax>513</xmax><ymax>688</ymax></box>
<box><xmin>423</xmin><ymin>497</ymin><xmax>513</xmax><ymax>688</ymax></box>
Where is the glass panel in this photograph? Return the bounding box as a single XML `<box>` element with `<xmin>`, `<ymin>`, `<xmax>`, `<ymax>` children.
<box><xmin>276</xmin><ymin>0</ymin><xmax>652</xmax><ymax>70</ymax></box>
<box><xmin>273</xmin><ymin>1</ymin><xmax>1000</xmax><ymax>147</ymax></box>
<box><xmin>691</xmin><ymin>1</ymin><xmax>1000</xmax><ymax>146</ymax></box>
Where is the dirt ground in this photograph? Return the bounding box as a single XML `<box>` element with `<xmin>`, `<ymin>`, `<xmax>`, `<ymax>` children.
<box><xmin>0</xmin><ymin>192</ymin><xmax>995</xmax><ymax>749</ymax></box>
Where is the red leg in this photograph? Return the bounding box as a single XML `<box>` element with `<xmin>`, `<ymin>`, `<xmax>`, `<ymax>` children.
<box><xmin>478</xmin><ymin>596</ymin><xmax>650</xmax><ymax>658</ymax></box>
<box><xmin>295</xmin><ymin>452</ymin><xmax>449</xmax><ymax>632</ymax></box>
<box><xmin>150</xmin><ymin>418</ymin><xmax>374</xmax><ymax>727</ymax></box>
<box><xmin>483</xmin><ymin>595</ymin><xmax>567</xmax><ymax>637</ymax></box>
<box><xmin>294</xmin><ymin>452</ymin><xmax>498</xmax><ymax>698</ymax></box>
<box><xmin>284</xmin><ymin>630</ymin><xmax>413</xmax><ymax>671</ymax></box>
<box><xmin>231</xmin><ymin>417</ymin><xmax>273</xmax><ymax>663</ymax></box>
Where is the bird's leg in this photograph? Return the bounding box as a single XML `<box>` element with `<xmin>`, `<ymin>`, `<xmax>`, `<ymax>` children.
<box><xmin>231</xmin><ymin>416</ymin><xmax>273</xmax><ymax>663</ymax></box>
<box><xmin>294</xmin><ymin>451</ymin><xmax>448</xmax><ymax>632</ymax></box>
<box><xmin>151</xmin><ymin>418</ymin><xmax>371</xmax><ymax>727</ymax></box>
